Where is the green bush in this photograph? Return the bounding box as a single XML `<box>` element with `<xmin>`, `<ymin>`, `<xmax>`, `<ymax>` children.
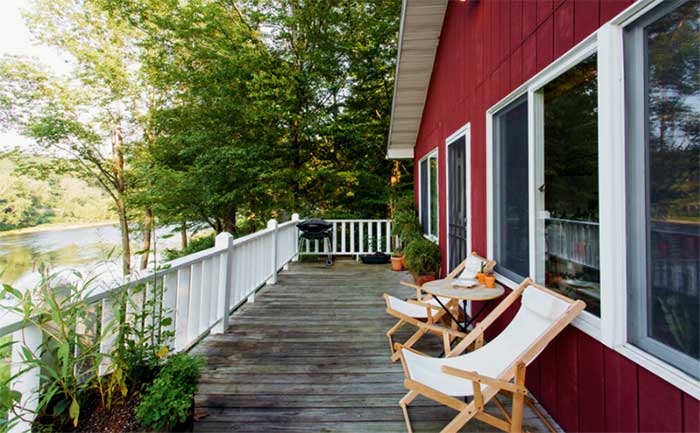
<box><xmin>392</xmin><ymin>207</ymin><xmax>422</xmax><ymax>249</ymax></box>
<box><xmin>136</xmin><ymin>353</ymin><xmax>203</xmax><ymax>431</ymax></box>
<box><xmin>163</xmin><ymin>233</ymin><xmax>215</xmax><ymax>261</ymax></box>
<box><xmin>404</xmin><ymin>238</ymin><xmax>441</xmax><ymax>276</ymax></box>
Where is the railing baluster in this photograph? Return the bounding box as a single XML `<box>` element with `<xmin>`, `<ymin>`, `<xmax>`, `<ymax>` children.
<box><xmin>187</xmin><ymin>262</ymin><xmax>203</xmax><ymax>345</ymax></box>
<box><xmin>162</xmin><ymin>272</ymin><xmax>177</xmax><ymax>348</ymax></box>
<box><xmin>199</xmin><ymin>258</ymin><xmax>212</xmax><ymax>333</ymax></box>
<box><xmin>9</xmin><ymin>326</ymin><xmax>42</xmax><ymax>433</ymax></box>
<box><xmin>332</xmin><ymin>222</ymin><xmax>338</xmax><ymax>253</ymax></box>
<box><xmin>99</xmin><ymin>297</ymin><xmax>118</xmax><ymax>375</ymax></box>
<box><xmin>350</xmin><ymin>221</ymin><xmax>355</xmax><ymax>254</ymax></box>
<box><xmin>359</xmin><ymin>222</ymin><xmax>364</xmax><ymax>255</ymax></box>
<box><xmin>386</xmin><ymin>221</ymin><xmax>391</xmax><ymax>253</ymax></box>
<box><xmin>174</xmin><ymin>267</ymin><xmax>191</xmax><ymax>351</ymax></box>
<box><xmin>341</xmin><ymin>222</ymin><xmax>347</xmax><ymax>253</ymax></box>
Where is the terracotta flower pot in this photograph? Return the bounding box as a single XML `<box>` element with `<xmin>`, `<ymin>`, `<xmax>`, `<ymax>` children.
<box><xmin>484</xmin><ymin>275</ymin><xmax>496</xmax><ymax>288</ymax></box>
<box><xmin>477</xmin><ymin>272</ymin><xmax>486</xmax><ymax>284</ymax></box>
<box><xmin>391</xmin><ymin>256</ymin><xmax>403</xmax><ymax>271</ymax></box>
<box><xmin>412</xmin><ymin>273</ymin><xmax>436</xmax><ymax>286</ymax></box>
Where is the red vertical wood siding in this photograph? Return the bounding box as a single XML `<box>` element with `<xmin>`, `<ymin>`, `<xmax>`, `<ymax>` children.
<box><xmin>411</xmin><ymin>1</ymin><xmax>699</xmax><ymax>431</ymax></box>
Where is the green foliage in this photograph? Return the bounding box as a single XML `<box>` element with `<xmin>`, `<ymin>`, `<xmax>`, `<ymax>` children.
<box><xmin>163</xmin><ymin>234</ymin><xmax>215</xmax><ymax>261</ymax></box>
<box><xmin>1</xmin><ymin>271</ymin><xmax>110</xmax><ymax>429</ymax></box>
<box><xmin>404</xmin><ymin>238</ymin><xmax>441</xmax><ymax>277</ymax></box>
<box><xmin>0</xmin><ymin>154</ymin><xmax>114</xmax><ymax>231</ymax></box>
<box><xmin>0</xmin><ymin>267</ymin><xmax>175</xmax><ymax>431</ymax></box>
<box><xmin>391</xmin><ymin>194</ymin><xmax>422</xmax><ymax>249</ymax></box>
<box><xmin>136</xmin><ymin>353</ymin><xmax>203</xmax><ymax>431</ymax></box>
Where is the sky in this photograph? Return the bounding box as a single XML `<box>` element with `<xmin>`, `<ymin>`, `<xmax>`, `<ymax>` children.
<box><xmin>0</xmin><ymin>0</ymin><xmax>73</xmax><ymax>151</ymax></box>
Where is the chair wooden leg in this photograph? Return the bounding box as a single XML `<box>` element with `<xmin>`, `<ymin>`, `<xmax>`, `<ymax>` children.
<box><xmin>492</xmin><ymin>395</ymin><xmax>512</xmax><ymax>423</ymax></box>
<box><xmin>510</xmin><ymin>362</ymin><xmax>526</xmax><ymax>433</ymax></box>
<box><xmin>399</xmin><ymin>391</ymin><xmax>418</xmax><ymax>433</ymax></box>
<box><xmin>391</xmin><ymin>327</ymin><xmax>427</xmax><ymax>362</ymax></box>
<box><xmin>387</xmin><ymin>320</ymin><xmax>405</xmax><ymax>354</ymax></box>
<box><xmin>440</xmin><ymin>403</ymin><xmax>477</xmax><ymax>433</ymax></box>
<box><xmin>525</xmin><ymin>396</ymin><xmax>557</xmax><ymax>433</ymax></box>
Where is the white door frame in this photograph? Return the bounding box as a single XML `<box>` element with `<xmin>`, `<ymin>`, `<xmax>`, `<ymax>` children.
<box><xmin>445</xmin><ymin>123</ymin><xmax>472</xmax><ymax>270</ymax></box>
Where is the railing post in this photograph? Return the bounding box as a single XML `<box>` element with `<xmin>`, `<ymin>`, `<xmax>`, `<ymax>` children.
<box><xmin>291</xmin><ymin>213</ymin><xmax>300</xmax><ymax>262</ymax></box>
<box><xmin>9</xmin><ymin>325</ymin><xmax>42</xmax><ymax>433</ymax></box>
<box><xmin>212</xmin><ymin>232</ymin><xmax>233</xmax><ymax>335</ymax></box>
<box><xmin>267</xmin><ymin>219</ymin><xmax>279</xmax><ymax>285</ymax></box>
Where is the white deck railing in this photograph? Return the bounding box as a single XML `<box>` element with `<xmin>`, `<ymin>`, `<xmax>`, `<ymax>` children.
<box><xmin>2</xmin><ymin>215</ymin><xmax>302</xmax><ymax>432</ymax></box>
<box><xmin>299</xmin><ymin>219</ymin><xmax>395</xmax><ymax>256</ymax></box>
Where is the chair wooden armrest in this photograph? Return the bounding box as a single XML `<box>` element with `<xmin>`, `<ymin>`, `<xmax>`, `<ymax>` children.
<box><xmin>400</xmin><ymin>280</ymin><xmax>424</xmax><ymax>300</ymax></box>
<box><xmin>393</xmin><ymin>342</ymin><xmax>428</xmax><ymax>357</ymax></box>
<box><xmin>417</xmin><ymin>321</ymin><xmax>468</xmax><ymax>339</ymax></box>
<box><xmin>441</xmin><ymin>366</ymin><xmax>527</xmax><ymax>395</ymax></box>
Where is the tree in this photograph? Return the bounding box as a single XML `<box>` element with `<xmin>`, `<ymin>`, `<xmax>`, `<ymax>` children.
<box><xmin>0</xmin><ymin>0</ymin><xmax>149</xmax><ymax>275</ymax></box>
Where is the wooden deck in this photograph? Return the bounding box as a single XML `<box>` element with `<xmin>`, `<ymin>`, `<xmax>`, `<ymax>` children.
<box><xmin>192</xmin><ymin>260</ymin><xmax>560</xmax><ymax>433</ymax></box>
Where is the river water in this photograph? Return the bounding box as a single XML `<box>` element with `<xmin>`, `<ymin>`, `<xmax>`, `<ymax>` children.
<box><xmin>0</xmin><ymin>224</ymin><xmax>183</xmax><ymax>291</ymax></box>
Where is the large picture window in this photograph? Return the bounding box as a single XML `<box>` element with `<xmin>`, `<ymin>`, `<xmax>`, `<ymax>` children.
<box><xmin>536</xmin><ymin>53</ymin><xmax>601</xmax><ymax>316</ymax></box>
<box><xmin>625</xmin><ymin>0</ymin><xmax>699</xmax><ymax>379</ymax></box>
<box><xmin>493</xmin><ymin>96</ymin><xmax>529</xmax><ymax>281</ymax></box>
<box><xmin>419</xmin><ymin>152</ymin><xmax>438</xmax><ymax>239</ymax></box>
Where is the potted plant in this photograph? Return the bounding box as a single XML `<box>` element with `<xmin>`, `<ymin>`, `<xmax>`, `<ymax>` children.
<box><xmin>391</xmin><ymin>250</ymin><xmax>404</xmax><ymax>271</ymax></box>
<box><xmin>484</xmin><ymin>270</ymin><xmax>496</xmax><ymax>288</ymax></box>
<box><xmin>476</xmin><ymin>261</ymin><xmax>487</xmax><ymax>284</ymax></box>
<box><xmin>403</xmin><ymin>238</ymin><xmax>441</xmax><ymax>285</ymax></box>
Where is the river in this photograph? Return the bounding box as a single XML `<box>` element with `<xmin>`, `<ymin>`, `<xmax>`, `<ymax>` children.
<box><xmin>0</xmin><ymin>224</ymin><xmax>185</xmax><ymax>291</ymax></box>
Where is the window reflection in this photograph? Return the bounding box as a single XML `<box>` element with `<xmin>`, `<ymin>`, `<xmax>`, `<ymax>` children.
<box><xmin>541</xmin><ymin>54</ymin><xmax>600</xmax><ymax>316</ymax></box>
<box><xmin>645</xmin><ymin>0</ymin><xmax>699</xmax><ymax>363</ymax></box>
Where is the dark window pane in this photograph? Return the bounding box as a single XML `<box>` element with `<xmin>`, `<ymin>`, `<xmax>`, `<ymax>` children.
<box><xmin>627</xmin><ymin>0</ymin><xmax>700</xmax><ymax>378</ymax></box>
<box><xmin>541</xmin><ymin>53</ymin><xmax>600</xmax><ymax>316</ymax></box>
<box><xmin>421</xmin><ymin>158</ymin><xmax>429</xmax><ymax>234</ymax></box>
<box><xmin>430</xmin><ymin>156</ymin><xmax>438</xmax><ymax>237</ymax></box>
<box><xmin>645</xmin><ymin>1</ymin><xmax>699</xmax><ymax>364</ymax></box>
<box><xmin>494</xmin><ymin>96</ymin><xmax>530</xmax><ymax>280</ymax></box>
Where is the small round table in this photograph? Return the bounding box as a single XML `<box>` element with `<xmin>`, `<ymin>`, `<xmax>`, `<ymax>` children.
<box><xmin>421</xmin><ymin>279</ymin><xmax>505</xmax><ymax>332</ymax></box>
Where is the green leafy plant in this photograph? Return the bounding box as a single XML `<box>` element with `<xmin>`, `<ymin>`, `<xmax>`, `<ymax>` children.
<box><xmin>1</xmin><ymin>270</ymin><xmax>106</xmax><ymax>429</ymax></box>
<box><xmin>136</xmin><ymin>353</ymin><xmax>203</xmax><ymax>431</ymax></box>
<box><xmin>403</xmin><ymin>238</ymin><xmax>441</xmax><ymax>276</ymax></box>
<box><xmin>163</xmin><ymin>234</ymin><xmax>215</xmax><ymax>261</ymax></box>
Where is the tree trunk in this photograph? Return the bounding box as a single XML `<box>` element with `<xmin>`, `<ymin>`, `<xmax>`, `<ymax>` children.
<box><xmin>140</xmin><ymin>208</ymin><xmax>153</xmax><ymax>270</ymax></box>
<box><xmin>180</xmin><ymin>221</ymin><xmax>188</xmax><ymax>250</ymax></box>
<box><xmin>112</xmin><ymin>105</ymin><xmax>130</xmax><ymax>275</ymax></box>
<box><xmin>222</xmin><ymin>213</ymin><xmax>237</xmax><ymax>234</ymax></box>
<box><xmin>116</xmin><ymin>197</ymin><xmax>131</xmax><ymax>275</ymax></box>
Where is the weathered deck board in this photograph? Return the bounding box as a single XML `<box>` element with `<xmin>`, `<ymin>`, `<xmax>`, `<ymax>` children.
<box><xmin>192</xmin><ymin>261</ymin><xmax>560</xmax><ymax>432</ymax></box>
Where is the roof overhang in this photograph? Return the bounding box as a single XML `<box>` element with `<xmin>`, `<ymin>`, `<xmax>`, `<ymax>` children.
<box><xmin>387</xmin><ymin>0</ymin><xmax>448</xmax><ymax>159</ymax></box>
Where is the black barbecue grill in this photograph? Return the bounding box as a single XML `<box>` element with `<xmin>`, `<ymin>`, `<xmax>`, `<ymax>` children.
<box><xmin>297</xmin><ymin>219</ymin><xmax>335</xmax><ymax>265</ymax></box>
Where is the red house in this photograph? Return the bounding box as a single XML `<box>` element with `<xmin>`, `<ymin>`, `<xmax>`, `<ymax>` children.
<box><xmin>388</xmin><ymin>0</ymin><xmax>699</xmax><ymax>431</ymax></box>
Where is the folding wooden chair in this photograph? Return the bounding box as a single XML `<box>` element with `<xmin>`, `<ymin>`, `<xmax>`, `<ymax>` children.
<box><xmin>395</xmin><ymin>278</ymin><xmax>585</xmax><ymax>433</ymax></box>
<box><xmin>384</xmin><ymin>294</ymin><xmax>466</xmax><ymax>362</ymax></box>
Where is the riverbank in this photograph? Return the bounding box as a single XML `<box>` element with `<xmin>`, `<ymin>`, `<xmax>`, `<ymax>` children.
<box><xmin>0</xmin><ymin>221</ymin><xmax>117</xmax><ymax>238</ymax></box>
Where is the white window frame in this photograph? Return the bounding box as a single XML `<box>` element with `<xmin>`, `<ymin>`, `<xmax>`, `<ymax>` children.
<box><xmin>445</xmin><ymin>123</ymin><xmax>472</xmax><ymax>267</ymax></box>
<box><xmin>485</xmin><ymin>0</ymin><xmax>699</xmax><ymax>398</ymax></box>
<box><xmin>418</xmin><ymin>150</ymin><xmax>439</xmax><ymax>242</ymax></box>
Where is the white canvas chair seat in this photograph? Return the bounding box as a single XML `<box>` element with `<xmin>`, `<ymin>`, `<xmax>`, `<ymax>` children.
<box><xmin>401</xmin><ymin>285</ymin><xmax>570</xmax><ymax>397</ymax></box>
<box><xmin>386</xmin><ymin>295</ymin><xmax>432</xmax><ymax>319</ymax></box>
<box><xmin>385</xmin><ymin>295</ymin><xmax>455</xmax><ymax>319</ymax></box>
<box><xmin>395</xmin><ymin>279</ymin><xmax>585</xmax><ymax>433</ymax></box>
<box><xmin>425</xmin><ymin>296</ymin><xmax>452</xmax><ymax>308</ymax></box>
